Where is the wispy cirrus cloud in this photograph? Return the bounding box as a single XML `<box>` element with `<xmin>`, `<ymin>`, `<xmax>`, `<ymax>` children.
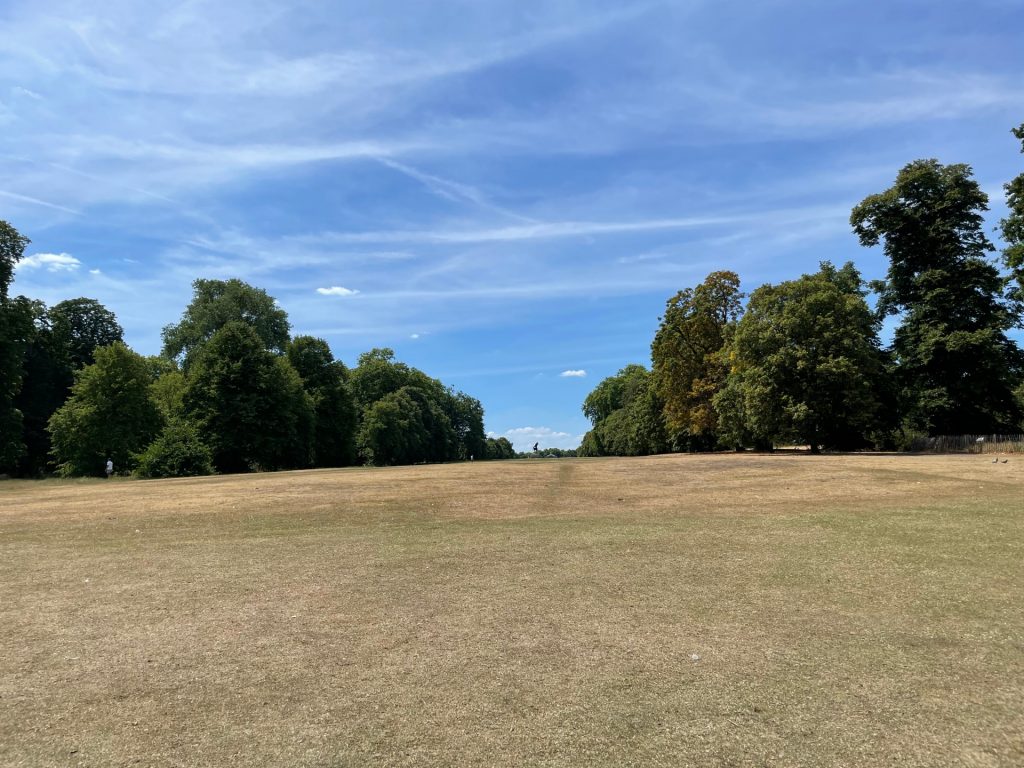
<box><xmin>559</xmin><ymin>369</ymin><xmax>587</xmax><ymax>377</ymax></box>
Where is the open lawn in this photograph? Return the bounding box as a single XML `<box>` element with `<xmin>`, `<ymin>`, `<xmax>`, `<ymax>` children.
<box><xmin>1</xmin><ymin>454</ymin><xmax>1022</xmax><ymax>767</ymax></box>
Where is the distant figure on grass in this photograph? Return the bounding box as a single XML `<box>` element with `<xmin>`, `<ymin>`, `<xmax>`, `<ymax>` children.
<box><xmin>105</xmin><ymin>458</ymin><xmax>113</xmax><ymax>478</ymax></box>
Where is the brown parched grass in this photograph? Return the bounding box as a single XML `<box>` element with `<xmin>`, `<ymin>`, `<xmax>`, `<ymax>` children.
<box><xmin>1</xmin><ymin>453</ymin><xmax>1022</xmax><ymax>767</ymax></box>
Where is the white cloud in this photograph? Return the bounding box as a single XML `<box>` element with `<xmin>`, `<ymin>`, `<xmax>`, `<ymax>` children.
<box><xmin>16</xmin><ymin>252</ymin><xmax>82</xmax><ymax>272</ymax></box>
<box><xmin>89</xmin><ymin>268</ymin><xmax>102</xmax><ymax>275</ymax></box>
<box><xmin>0</xmin><ymin>190</ymin><xmax>80</xmax><ymax>215</ymax></box>
<box><xmin>13</xmin><ymin>86</ymin><xmax>42</xmax><ymax>100</ymax></box>
<box><xmin>410</xmin><ymin>333</ymin><xmax>420</xmax><ymax>339</ymax></box>
<box><xmin>313</xmin><ymin>214</ymin><xmax>736</xmax><ymax>245</ymax></box>
<box><xmin>316</xmin><ymin>286</ymin><xmax>360</xmax><ymax>297</ymax></box>
<box><xmin>560</xmin><ymin>369</ymin><xmax>587</xmax><ymax>378</ymax></box>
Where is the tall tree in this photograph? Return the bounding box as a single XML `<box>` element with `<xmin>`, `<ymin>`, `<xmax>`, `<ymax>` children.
<box><xmin>183</xmin><ymin>322</ymin><xmax>313</xmax><ymax>473</ymax></box>
<box><xmin>48</xmin><ymin>342</ymin><xmax>163</xmax><ymax>476</ymax></box>
<box><xmin>651</xmin><ymin>271</ymin><xmax>743</xmax><ymax>447</ymax></box>
<box><xmin>715</xmin><ymin>263</ymin><xmax>886</xmax><ymax>453</ymax></box>
<box><xmin>445</xmin><ymin>391</ymin><xmax>487</xmax><ymax>461</ymax></box>
<box><xmin>49</xmin><ymin>298</ymin><xmax>124</xmax><ymax>370</ymax></box>
<box><xmin>162</xmin><ymin>279</ymin><xmax>290</xmax><ymax>370</ymax></box>
<box><xmin>0</xmin><ymin>220</ymin><xmax>30</xmax><ymax>303</ymax></box>
<box><xmin>357</xmin><ymin>387</ymin><xmax>431</xmax><ymax>466</ymax></box>
<box><xmin>11</xmin><ymin>301</ymin><xmax>65</xmax><ymax>474</ymax></box>
<box><xmin>0</xmin><ymin>220</ymin><xmax>33</xmax><ymax>468</ymax></box>
<box><xmin>580</xmin><ymin>365</ymin><xmax>668</xmax><ymax>456</ymax></box>
<box><xmin>349</xmin><ymin>348</ymin><xmax>416</xmax><ymax>410</ymax></box>
<box><xmin>8</xmin><ymin>298</ymin><xmax>123</xmax><ymax>474</ymax></box>
<box><xmin>852</xmin><ymin>159</ymin><xmax>1023</xmax><ymax>434</ymax></box>
<box><xmin>287</xmin><ymin>336</ymin><xmax>357</xmax><ymax>467</ymax></box>
<box><xmin>1002</xmin><ymin>123</ymin><xmax>1024</xmax><ymax>305</ymax></box>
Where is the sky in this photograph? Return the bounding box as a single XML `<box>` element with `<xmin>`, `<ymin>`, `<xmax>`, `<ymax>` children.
<box><xmin>3</xmin><ymin>0</ymin><xmax>1024</xmax><ymax>451</ymax></box>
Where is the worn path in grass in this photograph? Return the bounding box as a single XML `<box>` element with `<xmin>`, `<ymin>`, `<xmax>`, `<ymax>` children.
<box><xmin>1</xmin><ymin>454</ymin><xmax>1022</xmax><ymax>767</ymax></box>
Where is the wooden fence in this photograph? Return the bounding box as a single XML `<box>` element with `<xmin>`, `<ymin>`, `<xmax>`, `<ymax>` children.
<box><xmin>908</xmin><ymin>434</ymin><xmax>1024</xmax><ymax>453</ymax></box>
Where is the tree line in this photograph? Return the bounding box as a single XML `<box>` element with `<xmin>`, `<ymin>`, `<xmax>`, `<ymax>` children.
<box><xmin>0</xmin><ymin>262</ymin><xmax>508</xmax><ymax>477</ymax></box>
<box><xmin>580</xmin><ymin>125</ymin><xmax>1024</xmax><ymax>455</ymax></box>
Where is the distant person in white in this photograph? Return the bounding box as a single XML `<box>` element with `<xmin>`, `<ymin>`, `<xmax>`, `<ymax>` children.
<box><xmin>105</xmin><ymin>458</ymin><xmax>113</xmax><ymax>478</ymax></box>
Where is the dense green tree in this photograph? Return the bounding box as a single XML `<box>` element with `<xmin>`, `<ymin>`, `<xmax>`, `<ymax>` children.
<box><xmin>135</xmin><ymin>420</ymin><xmax>214</xmax><ymax>479</ymax></box>
<box><xmin>714</xmin><ymin>262</ymin><xmax>887</xmax><ymax>452</ymax></box>
<box><xmin>348</xmin><ymin>347</ymin><xmax>482</xmax><ymax>463</ymax></box>
<box><xmin>349</xmin><ymin>348</ymin><xmax>417</xmax><ymax>409</ymax></box>
<box><xmin>48</xmin><ymin>342</ymin><xmax>163</xmax><ymax>476</ymax></box>
<box><xmin>162</xmin><ymin>279</ymin><xmax>290</xmax><ymax>370</ymax></box>
<box><xmin>0</xmin><ymin>220</ymin><xmax>30</xmax><ymax>303</ymax></box>
<box><xmin>445</xmin><ymin>391</ymin><xmax>487</xmax><ymax>461</ymax></box>
<box><xmin>357</xmin><ymin>387</ymin><xmax>429</xmax><ymax>466</ymax></box>
<box><xmin>651</xmin><ymin>271</ymin><xmax>743</xmax><ymax>446</ymax></box>
<box><xmin>582</xmin><ymin>364</ymin><xmax>649</xmax><ymax>425</ymax></box>
<box><xmin>0</xmin><ymin>221</ymin><xmax>33</xmax><ymax>468</ymax></box>
<box><xmin>149</xmin><ymin>369</ymin><xmax>187</xmax><ymax>422</ymax></box>
<box><xmin>6</xmin><ymin>298</ymin><xmax>124</xmax><ymax>474</ymax></box>
<box><xmin>49</xmin><ymin>298</ymin><xmax>123</xmax><ymax>370</ymax></box>
<box><xmin>10</xmin><ymin>301</ymin><xmax>65</xmax><ymax>474</ymax></box>
<box><xmin>287</xmin><ymin>336</ymin><xmax>357</xmax><ymax>467</ymax></box>
<box><xmin>183</xmin><ymin>322</ymin><xmax>313</xmax><ymax>473</ymax></box>
<box><xmin>484</xmin><ymin>436</ymin><xmax>516</xmax><ymax>459</ymax></box>
<box><xmin>852</xmin><ymin>159</ymin><xmax>1023</xmax><ymax>434</ymax></box>
<box><xmin>1002</xmin><ymin>124</ymin><xmax>1024</xmax><ymax>305</ymax></box>
<box><xmin>580</xmin><ymin>365</ymin><xmax>668</xmax><ymax>456</ymax></box>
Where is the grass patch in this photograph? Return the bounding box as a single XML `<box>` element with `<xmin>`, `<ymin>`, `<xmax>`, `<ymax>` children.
<box><xmin>2</xmin><ymin>454</ymin><xmax>1022</xmax><ymax>766</ymax></box>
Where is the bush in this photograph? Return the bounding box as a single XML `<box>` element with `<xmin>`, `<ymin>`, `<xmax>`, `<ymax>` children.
<box><xmin>135</xmin><ymin>421</ymin><xmax>214</xmax><ymax>478</ymax></box>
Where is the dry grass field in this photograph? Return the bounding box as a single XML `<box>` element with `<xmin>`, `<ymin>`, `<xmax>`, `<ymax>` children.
<box><xmin>1</xmin><ymin>454</ymin><xmax>1022</xmax><ymax>767</ymax></box>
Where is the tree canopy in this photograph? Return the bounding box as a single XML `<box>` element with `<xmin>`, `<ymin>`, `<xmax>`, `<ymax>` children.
<box><xmin>715</xmin><ymin>263</ymin><xmax>886</xmax><ymax>453</ymax></box>
<box><xmin>0</xmin><ymin>220</ymin><xmax>33</xmax><ymax>467</ymax></box>
<box><xmin>183</xmin><ymin>322</ymin><xmax>313</xmax><ymax>473</ymax></box>
<box><xmin>1002</xmin><ymin>124</ymin><xmax>1024</xmax><ymax>305</ymax></box>
<box><xmin>48</xmin><ymin>342</ymin><xmax>163</xmax><ymax>476</ymax></box>
<box><xmin>852</xmin><ymin>159</ymin><xmax>1023</xmax><ymax>434</ymax></box>
<box><xmin>49</xmin><ymin>298</ymin><xmax>124</xmax><ymax>371</ymax></box>
<box><xmin>651</xmin><ymin>270</ymin><xmax>742</xmax><ymax>447</ymax></box>
<box><xmin>162</xmin><ymin>278</ymin><xmax>290</xmax><ymax>370</ymax></box>
<box><xmin>287</xmin><ymin>336</ymin><xmax>357</xmax><ymax>468</ymax></box>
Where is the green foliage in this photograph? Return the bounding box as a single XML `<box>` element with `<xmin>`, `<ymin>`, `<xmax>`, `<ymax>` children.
<box><xmin>0</xmin><ymin>297</ymin><xmax>34</xmax><ymax>469</ymax></box>
<box><xmin>287</xmin><ymin>336</ymin><xmax>357</xmax><ymax>467</ymax></box>
<box><xmin>0</xmin><ymin>220</ymin><xmax>32</xmax><ymax>468</ymax></box>
<box><xmin>357</xmin><ymin>388</ymin><xmax>429</xmax><ymax>466</ymax></box>
<box><xmin>49</xmin><ymin>298</ymin><xmax>124</xmax><ymax>370</ymax></box>
<box><xmin>852</xmin><ymin>159</ymin><xmax>1023</xmax><ymax>434</ymax></box>
<box><xmin>582</xmin><ymin>364</ymin><xmax>649</xmax><ymax>425</ymax></box>
<box><xmin>48</xmin><ymin>343</ymin><xmax>163</xmax><ymax>476</ymax></box>
<box><xmin>162</xmin><ymin>279</ymin><xmax>290</xmax><ymax>370</ymax></box>
<box><xmin>714</xmin><ymin>262</ymin><xmax>887</xmax><ymax>452</ymax></box>
<box><xmin>484</xmin><ymin>436</ymin><xmax>516</xmax><ymax>459</ymax></box>
<box><xmin>9</xmin><ymin>301</ymin><xmax>65</xmax><ymax>475</ymax></box>
<box><xmin>1002</xmin><ymin>124</ymin><xmax>1024</xmax><ymax>305</ymax></box>
<box><xmin>651</xmin><ymin>271</ymin><xmax>742</xmax><ymax>444</ymax></box>
<box><xmin>183</xmin><ymin>322</ymin><xmax>313</xmax><ymax>473</ymax></box>
<box><xmin>445</xmin><ymin>391</ymin><xmax>487</xmax><ymax>461</ymax></box>
<box><xmin>150</xmin><ymin>369</ymin><xmax>187</xmax><ymax>422</ymax></box>
<box><xmin>349</xmin><ymin>348</ymin><xmax>416</xmax><ymax>409</ymax></box>
<box><xmin>350</xmin><ymin>347</ymin><xmax>485</xmax><ymax>464</ymax></box>
<box><xmin>0</xmin><ymin>220</ymin><xmax>31</xmax><ymax>302</ymax></box>
<box><xmin>135</xmin><ymin>420</ymin><xmax>214</xmax><ymax>478</ymax></box>
<box><xmin>581</xmin><ymin>365</ymin><xmax>668</xmax><ymax>456</ymax></box>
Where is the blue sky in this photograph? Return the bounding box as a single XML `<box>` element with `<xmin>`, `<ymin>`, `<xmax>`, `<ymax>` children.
<box><xmin>4</xmin><ymin>0</ymin><xmax>1023</xmax><ymax>451</ymax></box>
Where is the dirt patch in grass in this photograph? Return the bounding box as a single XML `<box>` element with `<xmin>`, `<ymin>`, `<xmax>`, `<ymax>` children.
<box><xmin>1</xmin><ymin>454</ymin><xmax>1022</xmax><ymax>767</ymax></box>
